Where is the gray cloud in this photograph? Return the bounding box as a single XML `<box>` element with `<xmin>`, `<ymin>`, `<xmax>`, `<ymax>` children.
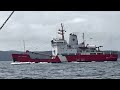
<box><xmin>0</xmin><ymin>11</ymin><xmax>120</xmax><ymax>51</ymax></box>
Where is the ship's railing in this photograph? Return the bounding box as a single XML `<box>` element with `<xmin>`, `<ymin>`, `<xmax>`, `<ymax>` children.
<box><xmin>81</xmin><ymin>50</ymin><xmax>118</xmax><ymax>55</ymax></box>
<box><xmin>102</xmin><ymin>51</ymin><xmax>118</xmax><ymax>55</ymax></box>
<box><xmin>57</xmin><ymin>51</ymin><xmax>118</xmax><ymax>56</ymax></box>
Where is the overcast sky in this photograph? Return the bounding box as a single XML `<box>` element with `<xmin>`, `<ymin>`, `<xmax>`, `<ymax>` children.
<box><xmin>0</xmin><ymin>11</ymin><xmax>120</xmax><ymax>51</ymax></box>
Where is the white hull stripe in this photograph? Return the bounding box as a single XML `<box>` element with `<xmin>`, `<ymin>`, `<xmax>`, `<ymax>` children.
<box><xmin>58</xmin><ymin>55</ymin><xmax>68</xmax><ymax>62</ymax></box>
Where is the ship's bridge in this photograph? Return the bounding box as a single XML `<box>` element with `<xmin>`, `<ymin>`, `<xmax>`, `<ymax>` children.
<box><xmin>51</xmin><ymin>23</ymin><xmax>78</xmax><ymax>56</ymax></box>
<box><xmin>51</xmin><ymin>38</ymin><xmax>67</xmax><ymax>46</ymax></box>
<box><xmin>51</xmin><ymin>38</ymin><xmax>77</xmax><ymax>56</ymax></box>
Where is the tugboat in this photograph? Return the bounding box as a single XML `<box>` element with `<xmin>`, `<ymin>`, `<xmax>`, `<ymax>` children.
<box><xmin>12</xmin><ymin>23</ymin><xmax>118</xmax><ymax>63</ymax></box>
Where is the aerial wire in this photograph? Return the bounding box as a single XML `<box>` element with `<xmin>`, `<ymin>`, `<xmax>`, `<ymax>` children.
<box><xmin>0</xmin><ymin>11</ymin><xmax>14</xmax><ymax>30</ymax></box>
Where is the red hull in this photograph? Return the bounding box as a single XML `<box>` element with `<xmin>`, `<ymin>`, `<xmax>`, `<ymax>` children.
<box><xmin>12</xmin><ymin>54</ymin><xmax>118</xmax><ymax>63</ymax></box>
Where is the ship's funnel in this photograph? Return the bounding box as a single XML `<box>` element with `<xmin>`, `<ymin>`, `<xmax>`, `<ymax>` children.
<box><xmin>69</xmin><ymin>33</ymin><xmax>78</xmax><ymax>46</ymax></box>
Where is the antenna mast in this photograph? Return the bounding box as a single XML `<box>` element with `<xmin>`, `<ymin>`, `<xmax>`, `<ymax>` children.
<box><xmin>23</xmin><ymin>40</ymin><xmax>26</xmax><ymax>53</ymax></box>
<box><xmin>58</xmin><ymin>23</ymin><xmax>66</xmax><ymax>40</ymax></box>
<box><xmin>83</xmin><ymin>33</ymin><xmax>84</xmax><ymax>41</ymax></box>
<box><xmin>82</xmin><ymin>33</ymin><xmax>85</xmax><ymax>46</ymax></box>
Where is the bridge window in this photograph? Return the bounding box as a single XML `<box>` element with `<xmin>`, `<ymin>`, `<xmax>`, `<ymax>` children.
<box><xmin>97</xmin><ymin>53</ymin><xmax>103</xmax><ymax>55</ymax></box>
<box><xmin>90</xmin><ymin>53</ymin><xmax>96</xmax><ymax>55</ymax></box>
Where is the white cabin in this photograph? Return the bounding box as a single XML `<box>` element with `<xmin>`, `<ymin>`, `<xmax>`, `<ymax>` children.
<box><xmin>51</xmin><ymin>23</ymin><xmax>103</xmax><ymax>56</ymax></box>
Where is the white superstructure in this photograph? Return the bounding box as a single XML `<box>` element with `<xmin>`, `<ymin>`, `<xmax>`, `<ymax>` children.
<box><xmin>51</xmin><ymin>23</ymin><xmax>103</xmax><ymax>57</ymax></box>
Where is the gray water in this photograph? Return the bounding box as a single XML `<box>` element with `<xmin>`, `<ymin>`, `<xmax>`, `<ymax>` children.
<box><xmin>1</xmin><ymin>59</ymin><xmax>120</xmax><ymax>79</ymax></box>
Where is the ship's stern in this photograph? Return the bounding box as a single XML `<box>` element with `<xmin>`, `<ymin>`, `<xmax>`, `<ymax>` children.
<box><xmin>12</xmin><ymin>54</ymin><xmax>31</xmax><ymax>62</ymax></box>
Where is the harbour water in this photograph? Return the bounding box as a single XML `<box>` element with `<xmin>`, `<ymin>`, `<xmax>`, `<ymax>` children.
<box><xmin>0</xmin><ymin>59</ymin><xmax>120</xmax><ymax>79</ymax></box>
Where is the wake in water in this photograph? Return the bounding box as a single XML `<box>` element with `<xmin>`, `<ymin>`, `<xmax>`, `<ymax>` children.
<box><xmin>11</xmin><ymin>62</ymin><xmax>53</xmax><ymax>65</ymax></box>
<box><xmin>11</xmin><ymin>62</ymin><xmax>35</xmax><ymax>65</ymax></box>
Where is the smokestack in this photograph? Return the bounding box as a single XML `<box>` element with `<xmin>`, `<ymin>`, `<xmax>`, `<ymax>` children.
<box><xmin>69</xmin><ymin>33</ymin><xmax>78</xmax><ymax>46</ymax></box>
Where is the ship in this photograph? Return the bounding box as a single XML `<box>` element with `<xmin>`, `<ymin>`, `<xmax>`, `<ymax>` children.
<box><xmin>12</xmin><ymin>23</ymin><xmax>118</xmax><ymax>63</ymax></box>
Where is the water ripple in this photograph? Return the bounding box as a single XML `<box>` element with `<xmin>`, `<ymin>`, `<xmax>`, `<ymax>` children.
<box><xmin>0</xmin><ymin>60</ymin><xmax>120</xmax><ymax>79</ymax></box>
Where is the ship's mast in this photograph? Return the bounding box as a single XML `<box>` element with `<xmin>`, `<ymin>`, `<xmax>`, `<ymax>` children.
<box><xmin>23</xmin><ymin>40</ymin><xmax>26</xmax><ymax>53</ymax></box>
<box><xmin>82</xmin><ymin>33</ymin><xmax>85</xmax><ymax>46</ymax></box>
<box><xmin>58</xmin><ymin>23</ymin><xmax>66</xmax><ymax>40</ymax></box>
<box><xmin>83</xmin><ymin>33</ymin><xmax>84</xmax><ymax>42</ymax></box>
